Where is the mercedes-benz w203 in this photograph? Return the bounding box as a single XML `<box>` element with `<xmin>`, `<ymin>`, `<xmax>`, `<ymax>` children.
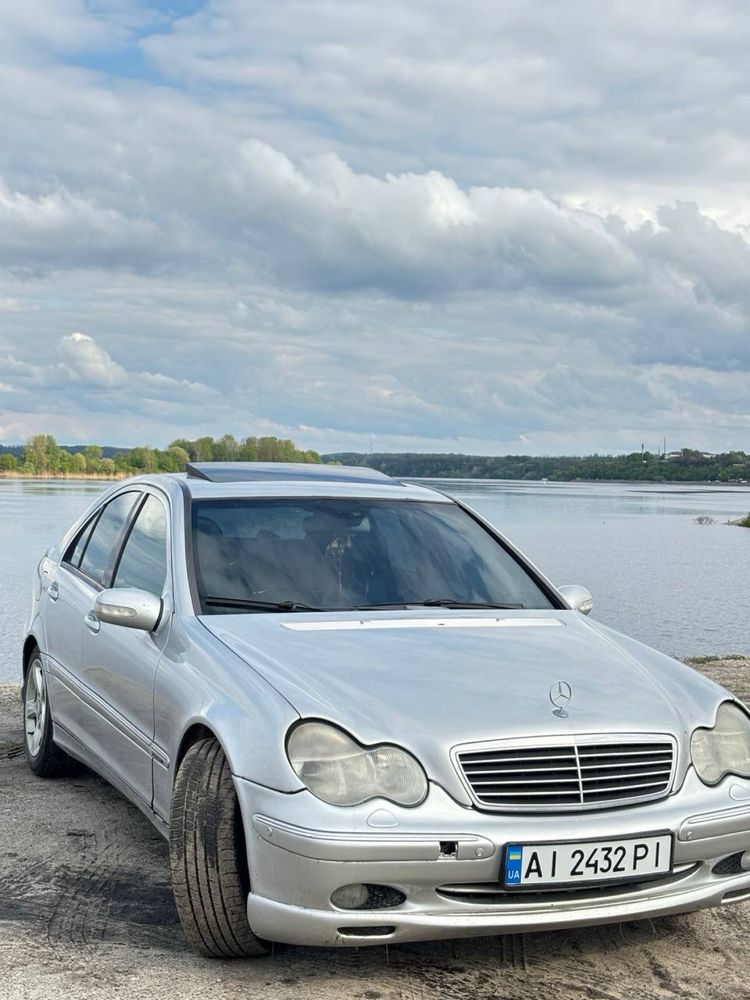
<box><xmin>22</xmin><ymin>462</ymin><xmax>750</xmax><ymax>955</ymax></box>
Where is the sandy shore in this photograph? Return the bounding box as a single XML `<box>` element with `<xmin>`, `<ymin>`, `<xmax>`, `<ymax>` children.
<box><xmin>1</xmin><ymin>658</ymin><xmax>749</xmax><ymax>999</ymax></box>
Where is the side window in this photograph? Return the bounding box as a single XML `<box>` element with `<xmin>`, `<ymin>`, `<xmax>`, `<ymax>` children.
<box><xmin>64</xmin><ymin>516</ymin><xmax>98</xmax><ymax>568</ymax></box>
<box><xmin>112</xmin><ymin>495</ymin><xmax>168</xmax><ymax>596</ymax></box>
<box><xmin>78</xmin><ymin>492</ymin><xmax>140</xmax><ymax>586</ymax></box>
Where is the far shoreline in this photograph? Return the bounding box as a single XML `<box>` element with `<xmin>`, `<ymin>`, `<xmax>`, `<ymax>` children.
<box><xmin>0</xmin><ymin>472</ymin><xmax>124</xmax><ymax>481</ymax></box>
<box><xmin>3</xmin><ymin>470</ymin><xmax>750</xmax><ymax>488</ymax></box>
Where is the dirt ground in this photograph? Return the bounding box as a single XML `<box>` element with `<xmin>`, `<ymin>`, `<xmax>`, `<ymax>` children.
<box><xmin>1</xmin><ymin>658</ymin><xmax>749</xmax><ymax>1000</ymax></box>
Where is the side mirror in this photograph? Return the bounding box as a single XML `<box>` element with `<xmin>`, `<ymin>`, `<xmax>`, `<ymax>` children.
<box><xmin>557</xmin><ymin>584</ymin><xmax>593</xmax><ymax>616</ymax></box>
<box><xmin>94</xmin><ymin>588</ymin><xmax>163</xmax><ymax>631</ymax></box>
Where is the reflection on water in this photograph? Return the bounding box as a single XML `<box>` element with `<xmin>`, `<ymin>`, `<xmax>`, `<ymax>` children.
<box><xmin>1</xmin><ymin>477</ymin><xmax>749</xmax><ymax>681</ymax></box>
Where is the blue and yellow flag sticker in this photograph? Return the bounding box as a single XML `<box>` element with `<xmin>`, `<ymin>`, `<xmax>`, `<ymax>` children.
<box><xmin>505</xmin><ymin>844</ymin><xmax>524</xmax><ymax>884</ymax></box>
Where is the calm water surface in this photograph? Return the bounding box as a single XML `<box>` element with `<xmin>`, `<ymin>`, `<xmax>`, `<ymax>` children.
<box><xmin>1</xmin><ymin>477</ymin><xmax>749</xmax><ymax>682</ymax></box>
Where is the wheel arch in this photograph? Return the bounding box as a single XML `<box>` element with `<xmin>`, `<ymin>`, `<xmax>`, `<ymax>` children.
<box><xmin>22</xmin><ymin>635</ymin><xmax>41</xmax><ymax>681</ymax></box>
<box><xmin>174</xmin><ymin>721</ymin><xmax>221</xmax><ymax>777</ymax></box>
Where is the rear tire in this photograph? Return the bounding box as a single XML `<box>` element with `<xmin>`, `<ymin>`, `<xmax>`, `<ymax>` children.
<box><xmin>169</xmin><ymin>737</ymin><xmax>269</xmax><ymax>958</ymax></box>
<box><xmin>23</xmin><ymin>654</ymin><xmax>79</xmax><ymax>778</ymax></box>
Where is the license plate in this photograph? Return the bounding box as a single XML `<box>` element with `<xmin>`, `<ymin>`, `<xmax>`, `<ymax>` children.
<box><xmin>503</xmin><ymin>833</ymin><xmax>673</xmax><ymax>889</ymax></box>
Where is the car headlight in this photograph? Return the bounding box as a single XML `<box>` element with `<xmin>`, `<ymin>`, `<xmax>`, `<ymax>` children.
<box><xmin>287</xmin><ymin>721</ymin><xmax>428</xmax><ymax>807</ymax></box>
<box><xmin>691</xmin><ymin>702</ymin><xmax>750</xmax><ymax>786</ymax></box>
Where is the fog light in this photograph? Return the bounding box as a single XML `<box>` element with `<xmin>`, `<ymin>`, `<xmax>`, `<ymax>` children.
<box><xmin>331</xmin><ymin>884</ymin><xmax>369</xmax><ymax>909</ymax></box>
<box><xmin>713</xmin><ymin>851</ymin><xmax>750</xmax><ymax>876</ymax></box>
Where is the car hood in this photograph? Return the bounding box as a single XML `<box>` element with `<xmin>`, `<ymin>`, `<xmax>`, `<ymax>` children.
<box><xmin>201</xmin><ymin>609</ymin><xmax>727</xmax><ymax>799</ymax></box>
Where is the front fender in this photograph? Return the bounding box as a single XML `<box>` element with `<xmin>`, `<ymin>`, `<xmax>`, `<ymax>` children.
<box><xmin>22</xmin><ymin>626</ymin><xmax>44</xmax><ymax>681</ymax></box>
<box><xmin>152</xmin><ymin>616</ymin><xmax>302</xmax><ymax>824</ymax></box>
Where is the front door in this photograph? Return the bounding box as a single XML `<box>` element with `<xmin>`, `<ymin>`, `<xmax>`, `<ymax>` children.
<box><xmin>44</xmin><ymin>490</ymin><xmax>142</xmax><ymax>757</ymax></box>
<box><xmin>79</xmin><ymin>491</ymin><xmax>172</xmax><ymax>808</ymax></box>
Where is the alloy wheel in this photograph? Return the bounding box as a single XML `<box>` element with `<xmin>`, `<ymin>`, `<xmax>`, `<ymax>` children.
<box><xmin>24</xmin><ymin>661</ymin><xmax>47</xmax><ymax>758</ymax></box>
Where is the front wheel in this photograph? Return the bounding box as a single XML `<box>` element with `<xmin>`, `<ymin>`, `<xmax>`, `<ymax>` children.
<box><xmin>169</xmin><ymin>737</ymin><xmax>269</xmax><ymax>958</ymax></box>
<box><xmin>23</xmin><ymin>655</ymin><xmax>78</xmax><ymax>778</ymax></box>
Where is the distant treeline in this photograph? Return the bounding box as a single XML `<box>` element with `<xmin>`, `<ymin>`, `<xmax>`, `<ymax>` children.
<box><xmin>0</xmin><ymin>434</ymin><xmax>320</xmax><ymax>477</ymax></box>
<box><xmin>323</xmin><ymin>449</ymin><xmax>750</xmax><ymax>483</ymax></box>
<box><xmin>3</xmin><ymin>437</ymin><xmax>748</xmax><ymax>482</ymax></box>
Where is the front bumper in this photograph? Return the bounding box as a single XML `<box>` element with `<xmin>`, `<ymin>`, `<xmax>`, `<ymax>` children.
<box><xmin>236</xmin><ymin>773</ymin><xmax>750</xmax><ymax>948</ymax></box>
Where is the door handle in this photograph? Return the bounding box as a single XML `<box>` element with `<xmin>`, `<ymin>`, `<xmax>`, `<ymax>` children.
<box><xmin>48</xmin><ymin>582</ymin><xmax>59</xmax><ymax>602</ymax></box>
<box><xmin>84</xmin><ymin>612</ymin><xmax>101</xmax><ymax>634</ymax></box>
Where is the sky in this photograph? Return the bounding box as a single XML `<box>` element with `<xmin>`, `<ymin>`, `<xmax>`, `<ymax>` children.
<box><xmin>1</xmin><ymin>0</ymin><xmax>749</xmax><ymax>455</ymax></box>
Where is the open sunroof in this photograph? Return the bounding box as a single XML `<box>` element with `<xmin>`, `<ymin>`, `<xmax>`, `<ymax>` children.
<box><xmin>185</xmin><ymin>462</ymin><xmax>399</xmax><ymax>485</ymax></box>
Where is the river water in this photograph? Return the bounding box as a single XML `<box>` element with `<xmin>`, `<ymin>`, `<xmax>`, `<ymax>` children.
<box><xmin>1</xmin><ymin>477</ymin><xmax>748</xmax><ymax>681</ymax></box>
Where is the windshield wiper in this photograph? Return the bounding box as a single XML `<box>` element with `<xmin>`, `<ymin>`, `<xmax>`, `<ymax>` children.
<box><xmin>204</xmin><ymin>597</ymin><xmax>325</xmax><ymax>612</ymax></box>
<box><xmin>353</xmin><ymin>600</ymin><xmax>525</xmax><ymax>611</ymax></box>
<box><xmin>205</xmin><ymin>596</ymin><xmax>526</xmax><ymax>613</ymax></box>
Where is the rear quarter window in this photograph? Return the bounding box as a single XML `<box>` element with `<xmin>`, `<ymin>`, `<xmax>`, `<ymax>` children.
<box><xmin>64</xmin><ymin>516</ymin><xmax>98</xmax><ymax>569</ymax></box>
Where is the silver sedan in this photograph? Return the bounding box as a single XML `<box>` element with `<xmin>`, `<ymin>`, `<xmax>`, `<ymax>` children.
<box><xmin>23</xmin><ymin>462</ymin><xmax>750</xmax><ymax>956</ymax></box>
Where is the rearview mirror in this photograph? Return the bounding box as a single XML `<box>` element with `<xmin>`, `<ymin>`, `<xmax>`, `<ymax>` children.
<box><xmin>94</xmin><ymin>588</ymin><xmax>163</xmax><ymax>631</ymax></box>
<box><xmin>557</xmin><ymin>584</ymin><xmax>593</xmax><ymax>615</ymax></box>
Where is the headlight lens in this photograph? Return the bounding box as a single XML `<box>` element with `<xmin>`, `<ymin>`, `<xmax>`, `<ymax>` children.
<box><xmin>691</xmin><ymin>702</ymin><xmax>750</xmax><ymax>785</ymax></box>
<box><xmin>287</xmin><ymin>722</ymin><xmax>428</xmax><ymax>807</ymax></box>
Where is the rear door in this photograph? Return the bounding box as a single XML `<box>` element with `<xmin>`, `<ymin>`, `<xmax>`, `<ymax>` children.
<box><xmin>79</xmin><ymin>490</ymin><xmax>172</xmax><ymax>807</ymax></box>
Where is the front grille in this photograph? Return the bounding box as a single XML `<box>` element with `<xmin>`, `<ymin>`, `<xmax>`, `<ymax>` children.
<box><xmin>456</xmin><ymin>736</ymin><xmax>676</xmax><ymax>811</ymax></box>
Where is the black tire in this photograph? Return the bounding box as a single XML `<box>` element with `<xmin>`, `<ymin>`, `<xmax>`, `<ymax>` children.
<box><xmin>169</xmin><ymin>738</ymin><xmax>268</xmax><ymax>959</ymax></box>
<box><xmin>23</xmin><ymin>654</ymin><xmax>79</xmax><ymax>778</ymax></box>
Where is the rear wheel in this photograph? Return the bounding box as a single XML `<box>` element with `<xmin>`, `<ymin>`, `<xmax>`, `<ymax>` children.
<box><xmin>23</xmin><ymin>654</ymin><xmax>79</xmax><ymax>778</ymax></box>
<box><xmin>169</xmin><ymin>737</ymin><xmax>268</xmax><ymax>958</ymax></box>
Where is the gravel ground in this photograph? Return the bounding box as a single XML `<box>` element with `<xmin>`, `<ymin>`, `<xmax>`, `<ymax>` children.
<box><xmin>1</xmin><ymin>659</ymin><xmax>749</xmax><ymax>1000</ymax></box>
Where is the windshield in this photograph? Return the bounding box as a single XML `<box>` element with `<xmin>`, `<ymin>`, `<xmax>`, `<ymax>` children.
<box><xmin>191</xmin><ymin>498</ymin><xmax>555</xmax><ymax>613</ymax></box>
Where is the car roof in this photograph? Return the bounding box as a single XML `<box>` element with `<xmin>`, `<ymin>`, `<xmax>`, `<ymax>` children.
<box><xmin>172</xmin><ymin>462</ymin><xmax>449</xmax><ymax>503</ymax></box>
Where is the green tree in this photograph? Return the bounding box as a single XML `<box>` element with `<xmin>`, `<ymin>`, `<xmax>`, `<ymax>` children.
<box><xmin>213</xmin><ymin>434</ymin><xmax>239</xmax><ymax>461</ymax></box>
<box><xmin>155</xmin><ymin>447</ymin><xmax>189</xmax><ymax>472</ymax></box>
<box><xmin>238</xmin><ymin>436</ymin><xmax>258</xmax><ymax>461</ymax></box>
<box><xmin>167</xmin><ymin>446</ymin><xmax>190</xmax><ymax>470</ymax></box>
<box><xmin>2</xmin><ymin>432</ymin><xmax>321</xmax><ymax>477</ymax></box>
<box><xmin>84</xmin><ymin>445</ymin><xmax>103</xmax><ymax>474</ymax></box>
<box><xmin>20</xmin><ymin>434</ymin><xmax>63</xmax><ymax>474</ymax></box>
<box><xmin>168</xmin><ymin>438</ymin><xmax>196</xmax><ymax>460</ymax></box>
<box><xmin>192</xmin><ymin>436</ymin><xmax>214</xmax><ymax>461</ymax></box>
<box><xmin>257</xmin><ymin>436</ymin><xmax>280</xmax><ymax>461</ymax></box>
<box><xmin>127</xmin><ymin>447</ymin><xmax>157</xmax><ymax>471</ymax></box>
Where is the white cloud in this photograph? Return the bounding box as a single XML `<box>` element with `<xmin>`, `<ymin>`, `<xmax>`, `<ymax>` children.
<box><xmin>0</xmin><ymin>0</ymin><xmax>749</xmax><ymax>453</ymax></box>
<box><xmin>0</xmin><ymin>181</ymin><xmax>162</xmax><ymax>270</ymax></box>
<box><xmin>0</xmin><ymin>0</ymin><xmax>112</xmax><ymax>55</ymax></box>
<box><xmin>140</xmin><ymin>1</ymin><xmax>750</xmax><ymax>216</ymax></box>
<box><xmin>58</xmin><ymin>331</ymin><xmax>127</xmax><ymax>387</ymax></box>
